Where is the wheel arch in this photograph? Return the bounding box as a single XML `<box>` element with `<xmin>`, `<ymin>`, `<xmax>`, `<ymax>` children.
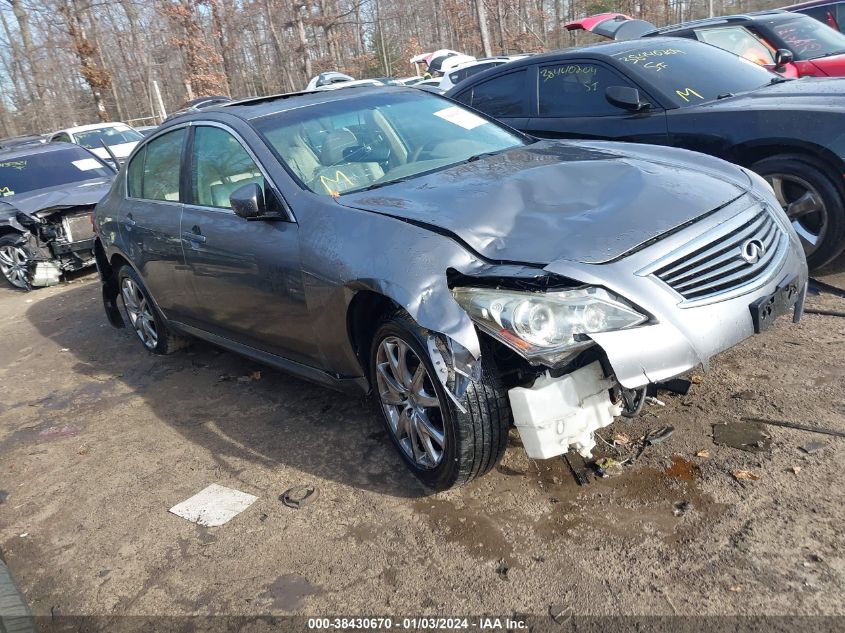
<box><xmin>345</xmin><ymin>288</ymin><xmax>404</xmax><ymax>385</ymax></box>
<box><xmin>732</xmin><ymin>140</ymin><xmax>845</xmax><ymax>194</ymax></box>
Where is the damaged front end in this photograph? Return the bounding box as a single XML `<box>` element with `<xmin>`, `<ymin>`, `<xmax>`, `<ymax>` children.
<box><xmin>3</xmin><ymin>205</ymin><xmax>97</xmax><ymax>288</ymax></box>
<box><xmin>447</xmin><ymin>275</ymin><xmax>645</xmax><ymax>460</ymax></box>
<box><xmin>446</xmin><ymin>194</ymin><xmax>808</xmax><ymax>462</ymax></box>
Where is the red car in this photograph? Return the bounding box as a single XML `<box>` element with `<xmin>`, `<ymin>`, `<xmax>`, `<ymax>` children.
<box><xmin>566</xmin><ymin>10</ymin><xmax>845</xmax><ymax>77</ymax></box>
<box><xmin>784</xmin><ymin>0</ymin><xmax>845</xmax><ymax>32</ymax></box>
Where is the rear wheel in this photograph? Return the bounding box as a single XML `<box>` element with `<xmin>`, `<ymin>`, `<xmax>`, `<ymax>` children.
<box><xmin>0</xmin><ymin>235</ymin><xmax>30</xmax><ymax>290</ymax></box>
<box><xmin>370</xmin><ymin>311</ymin><xmax>510</xmax><ymax>490</ymax></box>
<box><xmin>117</xmin><ymin>265</ymin><xmax>188</xmax><ymax>355</ymax></box>
<box><xmin>752</xmin><ymin>156</ymin><xmax>845</xmax><ymax>269</ymax></box>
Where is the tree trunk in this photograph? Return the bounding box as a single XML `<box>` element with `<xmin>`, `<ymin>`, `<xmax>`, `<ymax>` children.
<box><xmin>475</xmin><ymin>0</ymin><xmax>493</xmax><ymax>57</ymax></box>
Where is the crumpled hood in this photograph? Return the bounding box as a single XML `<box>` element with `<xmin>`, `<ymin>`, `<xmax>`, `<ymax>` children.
<box><xmin>8</xmin><ymin>178</ymin><xmax>112</xmax><ymax>217</ymax></box>
<box><xmin>340</xmin><ymin>140</ymin><xmax>751</xmax><ymax>265</ymax></box>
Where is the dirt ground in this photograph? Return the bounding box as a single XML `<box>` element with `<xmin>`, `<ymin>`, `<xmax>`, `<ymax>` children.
<box><xmin>1</xmin><ymin>254</ymin><xmax>844</xmax><ymax>628</ymax></box>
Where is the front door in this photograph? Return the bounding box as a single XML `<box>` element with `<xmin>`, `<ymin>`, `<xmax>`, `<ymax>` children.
<box><xmin>179</xmin><ymin>125</ymin><xmax>318</xmax><ymax>366</ymax></box>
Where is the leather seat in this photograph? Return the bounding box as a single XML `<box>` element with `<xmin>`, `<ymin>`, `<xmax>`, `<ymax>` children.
<box><xmin>310</xmin><ymin>129</ymin><xmax>384</xmax><ymax>194</ymax></box>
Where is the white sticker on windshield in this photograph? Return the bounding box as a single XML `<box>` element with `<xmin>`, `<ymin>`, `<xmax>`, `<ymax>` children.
<box><xmin>433</xmin><ymin>106</ymin><xmax>487</xmax><ymax>130</ymax></box>
<box><xmin>72</xmin><ymin>158</ymin><xmax>102</xmax><ymax>171</ymax></box>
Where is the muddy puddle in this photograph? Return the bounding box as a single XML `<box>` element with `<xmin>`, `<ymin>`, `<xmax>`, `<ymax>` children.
<box><xmin>414</xmin><ymin>451</ymin><xmax>728</xmax><ymax>560</ymax></box>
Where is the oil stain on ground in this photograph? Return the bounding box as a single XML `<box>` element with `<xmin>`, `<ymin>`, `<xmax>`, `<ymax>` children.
<box><xmin>261</xmin><ymin>574</ymin><xmax>322</xmax><ymax>612</ymax></box>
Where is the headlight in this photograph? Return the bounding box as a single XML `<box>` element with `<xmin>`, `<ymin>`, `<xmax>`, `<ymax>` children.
<box><xmin>452</xmin><ymin>286</ymin><xmax>647</xmax><ymax>365</ymax></box>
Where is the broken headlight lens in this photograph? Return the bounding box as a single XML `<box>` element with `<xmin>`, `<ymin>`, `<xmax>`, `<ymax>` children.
<box><xmin>452</xmin><ymin>286</ymin><xmax>647</xmax><ymax>365</ymax></box>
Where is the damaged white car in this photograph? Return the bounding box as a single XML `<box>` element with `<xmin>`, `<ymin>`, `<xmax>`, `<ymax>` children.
<box><xmin>93</xmin><ymin>88</ymin><xmax>808</xmax><ymax>489</ymax></box>
<box><xmin>0</xmin><ymin>142</ymin><xmax>114</xmax><ymax>289</ymax></box>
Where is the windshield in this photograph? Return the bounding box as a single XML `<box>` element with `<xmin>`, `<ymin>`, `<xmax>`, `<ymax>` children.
<box><xmin>610</xmin><ymin>40</ymin><xmax>779</xmax><ymax>107</ymax></box>
<box><xmin>252</xmin><ymin>90</ymin><xmax>525</xmax><ymax>196</ymax></box>
<box><xmin>72</xmin><ymin>126</ymin><xmax>142</xmax><ymax>149</ymax></box>
<box><xmin>0</xmin><ymin>147</ymin><xmax>112</xmax><ymax>197</ymax></box>
<box><xmin>766</xmin><ymin>15</ymin><xmax>845</xmax><ymax>60</ymax></box>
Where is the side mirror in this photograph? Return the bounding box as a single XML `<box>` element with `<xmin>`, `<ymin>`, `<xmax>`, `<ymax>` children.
<box><xmin>230</xmin><ymin>182</ymin><xmax>277</xmax><ymax>221</ymax></box>
<box><xmin>775</xmin><ymin>48</ymin><xmax>793</xmax><ymax>70</ymax></box>
<box><xmin>605</xmin><ymin>85</ymin><xmax>650</xmax><ymax>112</ymax></box>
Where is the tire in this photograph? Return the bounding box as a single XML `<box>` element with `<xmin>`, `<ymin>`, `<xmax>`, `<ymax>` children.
<box><xmin>751</xmin><ymin>155</ymin><xmax>845</xmax><ymax>269</ymax></box>
<box><xmin>370</xmin><ymin>310</ymin><xmax>510</xmax><ymax>490</ymax></box>
<box><xmin>0</xmin><ymin>560</ymin><xmax>36</xmax><ymax>633</ymax></box>
<box><xmin>117</xmin><ymin>265</ymin><xmax>188</xmax><ymax>355</ymax></box>
<box><xmin>0</xmin><ymin>235</ymin><xmax>31</xmax><ymax>290</ymax></box>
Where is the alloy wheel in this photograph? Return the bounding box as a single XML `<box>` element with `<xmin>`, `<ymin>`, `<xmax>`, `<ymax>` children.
<box><xmin>120</xmin><ymin>277</ymin><xmax>158</xmax><ymax>350</ymax></box>
<box><xmin>375</xmin><ymin>336</ymin><xmax>446</xmax><ymax>469</ymax></box>
<box><xmin>765</xmin><ymin>173</ymin><xmax>829</xmax><ymax>257</ymax></box>
<box><xmin>0</xmin><ymin>244</ymin><xmax>29</xmax><ymax>289</ymax></box>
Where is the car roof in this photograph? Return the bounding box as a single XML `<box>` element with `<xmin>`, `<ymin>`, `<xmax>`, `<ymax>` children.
<box><xmin>0</xmin><ymin>141</ymin><xmax>83</xmax><ymax>160</ymax></box>
<box><xmin>53</xmin><ymin>122</ymin><xmax>131</xmax><ymax>134</ymax></box>
<box><xmin>199</xmin><ymin>85</ymin><xmax>414</xmax><ymax>121</ymax></box>
<box><xmin>781</xmin><ymin>0</ymin><xmax>838</xmax><ymax>9</ymax></box>
<box><xmin>656</xmin><ymin>9</ymin><xmax>802</xmax><ymax>32</ymax></box>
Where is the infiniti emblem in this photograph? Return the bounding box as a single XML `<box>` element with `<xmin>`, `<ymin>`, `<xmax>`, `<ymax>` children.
<box><xmin>741</xmin><ymin>238</ymin><xmax>766</xmax><ymax>264</ymax></box>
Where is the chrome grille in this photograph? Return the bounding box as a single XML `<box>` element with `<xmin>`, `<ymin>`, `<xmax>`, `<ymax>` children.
<box><xmin>653</xmin><ymin>207</ymin><xmax>786</xmax><ymax>301</ymax></box>
<box><xmin>62</xmin><ymin>211</ymin><xmax>95</xmax><ymax>243</ymax></box>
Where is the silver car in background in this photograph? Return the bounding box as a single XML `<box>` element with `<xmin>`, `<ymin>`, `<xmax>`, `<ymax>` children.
<box><xmin>93</xmin><ymin>87</ymin><xmax>807</xmax><ymax>490</ymax></box>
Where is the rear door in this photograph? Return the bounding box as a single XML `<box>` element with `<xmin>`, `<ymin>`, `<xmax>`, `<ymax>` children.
<box><xmin>523</xmin><ymin>60</ymin><xmax>669</xmax><ymax>144</ymax></box>
<box><xmin>120</xmin><ymin>126</ymin><xmax>193</xmax><ymax>319</ymax></box>
<box><xmin>179</xmin><ymin>123</ymin><xmax>318</xmax><ymax>365</ymax></box>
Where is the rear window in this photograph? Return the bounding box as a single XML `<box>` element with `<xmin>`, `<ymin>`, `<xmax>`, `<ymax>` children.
<box><xmin>448</xmin><ymin>61</ymin><xmax>501</xmax><ymax>85</ymax></box>
<box><xmin>0</xmin><ymin>147</ymin><xmax>112</xmax><ymax>197</ymax></box>
<box><xmin>73</xmin><ymin>126</ymin><xmax>143</xmax><ymax>149</ymax></box>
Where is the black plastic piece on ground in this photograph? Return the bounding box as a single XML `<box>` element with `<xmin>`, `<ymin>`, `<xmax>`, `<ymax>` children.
<box><xmin>563</xmin><ymin>452</ymin><xmax>590</xmax><ymax>486</ymax></box>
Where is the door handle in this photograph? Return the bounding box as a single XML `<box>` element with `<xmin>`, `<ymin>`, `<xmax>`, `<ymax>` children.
<box><xmin>182</xmin><ymin>226</ymin><xmax>206</xmax><ymax>244</ymax></box>
<box><xmin>125</xmin><ymin>213</ymin><xmax>136</xmax><ymax>229</ymax></box>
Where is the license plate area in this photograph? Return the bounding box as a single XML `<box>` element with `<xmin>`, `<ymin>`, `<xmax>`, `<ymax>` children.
<box><xmin>749</xmin><ymin>275</ymin><xmax>801</xmax><ymax>333</ymax></box>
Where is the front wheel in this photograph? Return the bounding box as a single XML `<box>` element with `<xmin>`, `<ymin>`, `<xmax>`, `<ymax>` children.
<box><xmin>752</xmin><ymin>156</ymin><xmax>845</xmax><ymax>269</ymax></box>
<box><xmin>0</xmin><ymin>234</ymin><xmax>30</xmax><ymax>289</ymax></box>
<box><xmin>370</xmin><ymin>311</ymin><xmax>510</xmax><ymax>490</ymax></box>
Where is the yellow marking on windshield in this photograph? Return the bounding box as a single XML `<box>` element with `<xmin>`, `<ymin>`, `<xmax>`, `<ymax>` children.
<box><xmin>320</xmin><ymin>170</ymin><xmax>353</xmax><ymax>194</ymax></box>
<box><xmin>675</xmin><ymin>87</ymin><xmax>704</xmax><ymax>102</ymax></box>
<box><xmin>0</xmin><ymin>160</ymin><xmax>27</xmax><ymax>170</ymax></box>
<box><xmin>620</xmin><ymin>49</ymin><xmax>686</xmax><ymax>64</ymax></box>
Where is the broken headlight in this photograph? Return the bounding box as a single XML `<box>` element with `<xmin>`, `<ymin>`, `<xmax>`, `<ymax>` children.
<box><xmin>452</xmin><ymin>286</ymin><xmax>647</xmax><ymax>365</ymax></box>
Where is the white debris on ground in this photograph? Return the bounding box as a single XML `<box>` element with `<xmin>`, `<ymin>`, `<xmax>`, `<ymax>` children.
<box><xmin>169</xmin><ymin>483</ymin><xmax>257</xmax><ymax>527</ymax></box>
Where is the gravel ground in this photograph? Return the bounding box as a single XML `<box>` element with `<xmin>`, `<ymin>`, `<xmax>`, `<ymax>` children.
<box><xmin>0</xmin><ymin>258</ymin><xmax>843</xmax><ymax>628</ymax></box>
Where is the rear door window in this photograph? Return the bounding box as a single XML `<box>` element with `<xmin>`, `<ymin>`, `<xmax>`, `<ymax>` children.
<box><xmin>463</xmin><ymin>70</ymin><xmax>528</xmax><ymax>117</ymax></box>
<box><xmin>135</xmin><ymin>128</ymin><xmax>185</xmax><ymax>202</ymax></box>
